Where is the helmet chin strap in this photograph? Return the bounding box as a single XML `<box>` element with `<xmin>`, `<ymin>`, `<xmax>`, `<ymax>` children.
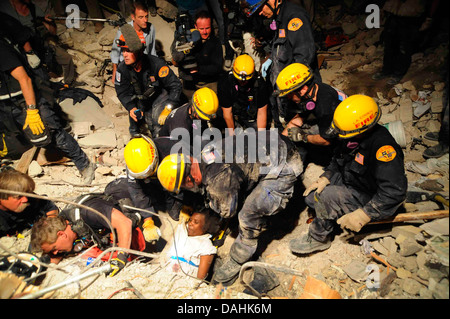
<box><xmin>268</xmin><ymin>0</ymin><xmax>281</xmax><ymax>20</ymax></box>
<box><xmin>304</xmin><ymin>83</ymin><xmax>317</xmax><ymax>101</ymax></box>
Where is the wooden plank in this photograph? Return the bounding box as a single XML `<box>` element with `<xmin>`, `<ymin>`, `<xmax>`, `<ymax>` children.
<box><xmin>14</xmin><ymin>146</ymin><xmax>38</xmax><ymax>174</ymax></box>
<box><xmin>369</xmin><ymin>210</ymin><xmax>449</xmax><ymax>225</ymax></box>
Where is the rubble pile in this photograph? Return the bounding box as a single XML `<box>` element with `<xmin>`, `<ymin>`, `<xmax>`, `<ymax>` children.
<box><xmin>56</xmin><ymin>21</ymin><xmax>116</xmax><ymax>93</ymax></box>
<box><xmin>1</xmin><ymin>3</ymin><xmax>448</xmax><ymax>300</ymax></box>
<box><xmin>339</xmin><ymin>219</ymin><xmax>449</xmax><ymax>299</ymax></box>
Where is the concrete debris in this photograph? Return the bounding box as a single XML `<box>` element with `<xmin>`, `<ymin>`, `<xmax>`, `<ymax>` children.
<box><xmin>71</xmin><ymin>122</ymin><xmax>93</xmax><ymax>137</ymax></box>
<box><xmin>405</xmin><ymin>154</ymin><xmax>449</xmax><ymax>178</ymax></box>
<box><xmin>399</xmin><ymin>237</ymin><xmax>423</xmax><ymax>257</ymax></box>
<box><xmin>352</xmin><ymin>219</ymin><xmax>449</xmax><ymax>298</ymax></box>
<box><xmin>59</xmin><ymin>96</ymin><xmax>113</xmax><ymax>131</ymax></box>
<box><xmin>1</xmin><ymin>1</ymin><xmax>448</xmax><ymax>301</ymax></box>
<box><xmin>420</xmin><ymin>218</ymin><xmax>450</xmax><ymax>236</ymax></box>
<box><xmin>28</xmin><ymin>160</ymin><xmax>43</xmax><ymax>178</ymax></box>
<box><xmin>402</xmin><ymin>277</ymin><xmax>423</xmax><ymax>295</ymax></box>
<box><xmin>77</xmin><ymin>129</ymin><xmax>117</xmax><ymax>148</ymax></box>
<box><xmin>342</xmin><ymin>260</ymin><xmax>369</xmax><ymax>283</ymax></box>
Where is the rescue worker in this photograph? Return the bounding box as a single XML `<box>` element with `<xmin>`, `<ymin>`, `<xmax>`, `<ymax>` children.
<box><xmin>0</xmin><ymin>11</ymin><xmax>40</xmax><ymax>70</ymax></box>
<box><xmin>111</xmin><ymin>0</ymin><xmax>157</xmax><ymax>85</ymax></box>
<box><xmin>0</xmin><ymin>0</ymin><xmax>78</xmax><ymax>86</ymax></box>
<box><xmin>241</xmin><ymin>0</ymin><xmax>320</xmax><ymax>128</ymax></box>
<box><xmin>218</xmin><ymin>54</ymin><xmax>270</xmax><ymax>135</ymax></box>
<box><xmin>372</xmin><ymin>0</ymin><xmax>440</xmax><ymax>85</ymax></box>
<box><xmin>115</xmin><ymin>24</ymin><xmax>182</xmax><ymax>137</ymax></box>
<box><xmin>122</xmin><ymin>135</ymin><xmax>199</xmax><ymax>224</ymax></box>
<box><xmin>171</xmin><ymin>10</ymin><xmax>224</xmax><ymax>100</ymax></box>
<box><xmin>30</xmin><ymin>195</ymin><xmax>146</xmax><ymax>277</ymax></box>
<box><xmin>289</xmin><ymin>95</ymin><xmax>408</xmax><ymax>255</ymax></box>
<box><xmin>159</xmin><ymin>87</ymin><xmax>220</xmax><ymax>148</ymax></box>
<box><xmin>274</xmin><ymin>63</ymin><xmax>347</xmax><ymax>164</ymax></box>
<box><xmin>0</xmin><ymin>36</ymin><xmax>96</xmax><ymax>184</ymax></box>
<box><xmin>0</xmin><ymin>169</ymin><xmax>58</xmax><ymax>237</ymax></box>
<box><xmin>156</xmin><ymin>130</ymin><xmax>303</xmax><ymax>285</ymax></box>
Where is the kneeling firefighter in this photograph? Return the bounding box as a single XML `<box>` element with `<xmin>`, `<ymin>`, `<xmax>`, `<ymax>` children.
<box><xmin>157</xmin><ymin>130</ymin><xmax>303</xmax><ymax>285</ymax></box>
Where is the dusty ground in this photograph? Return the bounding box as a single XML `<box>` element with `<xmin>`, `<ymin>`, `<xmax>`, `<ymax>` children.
<box><xmin>1</xmin><ymin>1</ymin><xmax>449</xmax><ymax>303</ymax></box>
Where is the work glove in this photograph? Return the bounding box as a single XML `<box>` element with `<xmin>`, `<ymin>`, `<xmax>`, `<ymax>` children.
<box><xmin>157</xmin><ymin>104</ymin><xmax>173</xmax><ymax>125</ymax></box>
<box><xmin>179</xmin><ymin>205</ymin><xmax>193</xmax><ymax>224</ymax></box>
<box><xmin>142</xmin><ymin>218</ymin><xmax>161</xmax><ymax>242</ymax></box>
<box><xmin>337</xmin><ymin>208</ymin><xmax>371</xmax><ymax>233</ymax></box>
<box><xmin>109</xmin><ymin>251</ymin><xmax>129</xmax><ymax>277</ymax></box>
<box><xmin>26</xmin><ymin>51</ymin><xmax>41</xmax><ymax>69</ymax></box>
<box><xmin>303</xmin><ymin>176</ymin><xmax>330</xmax><ymax>197</ymax></box>
<box><xmin>261</xmin><ymin>58</ymin><xmax>272</xmax><ymax>79</ymax></box>
<box><xmin>23</xmin><ymin>108</ymin><xmax>45</xmax><ymax>135</ymax></box>
<box><xmin>288</xmin><ymin>127</ymin><xmax>308</xmax><ymax>143</ymax></box>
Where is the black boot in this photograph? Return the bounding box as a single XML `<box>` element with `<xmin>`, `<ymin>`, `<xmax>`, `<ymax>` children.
<box><xmin>423</xmin><ymin>143</ymin><xmax>449</xmax><ymax>159</ymax></box>
<box><xmin>213</xmin><ymin>236</ymin><xmax>256</xmax><ymax>286</ymax></box>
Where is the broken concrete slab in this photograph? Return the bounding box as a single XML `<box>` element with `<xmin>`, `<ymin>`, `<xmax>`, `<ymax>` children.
<box><xmin>431</xmin><ymin>280</ymin><xmax>450</xmax><ymax>299</ymax></box>
<box><xmin>96</xmin><ymin>166</ymin><xmax>113</xmax><ymax>176</ymax></box>
<box><xmin>342</xmin><ymin>260</ymin><xmax>368</xmax><ymax>283</ymax></box>
<box><xmin>396</xmin><ymin>267</ymin><xmax>412</xmax><ymax>279</ymax></box>
<box><xmin>71</xmin><ymin>121</ymin><xmax>93</xmax><ymax>137</ymax></box>
<box><xmin>392</xmin><ymin>225</ymin><xmax>423</xmax><ymax>240</ymax></box>
<box><xmin>401</xmin><ymin>277</ymin><xmax>423</xmax><ymax>295</ymax></box>
<box><xmin>399</xmin><ymin>237</ymin><xmax>423</xmax><ymax>257</ymax></box>
<box><xmin>417</xmin><ymin>267</ymin><xmax>430</xmax><ymax>281</ymax></box>
<box><xmin>420</xmin><ymin>218</ymin><xmax>449</xmax><ymax>236</ymax></box>
<box><xmin>97</xmin><ymin>24</ymin><xmax>117</xmax><ymax>46</ymax></box>
<box><xmin>372</xmin><ymin>241</ymin><xmax>390</xmax><ymax>257</ymax></box>
<box><xmin>426</xmin><ymin>235</ymin><xmax>449</xmax><ymax>266</ymax></box>
<box><xmin>28</xmin><ymin>160</ymin><xmax>43</xmax><ymax>178</ymax></box>
<box><xmin>59</xmin><ymin>96</ymin><xmax>113</xmax><ymax>130</ymax></box>
<box><xmin>414</xmin><ymin>201</ymin><xmax>442</xmax><ymax>212</ymax></box>
<box><xmin>77</xmin><ymin>129</ymin><xmax>117</xmax><ymax>148</ymax></box>
<box><xmin>399</xmin><ymin>98</ymin><xmax>413</xmax><ymax>123</ymax></box>
<box><xmin>387</xmin><ymin>252</ymin><xmax>407</xmax><ymax>269</ymax></box>
<box><xmin>404</xmin><ymin>256</ymin><xmax>418</xmax><ymax>273</ymax></box>
<box><xmin>378</xmin><ymin>237</ymin><xmax>398</xmax><ymax>256</ymax></box>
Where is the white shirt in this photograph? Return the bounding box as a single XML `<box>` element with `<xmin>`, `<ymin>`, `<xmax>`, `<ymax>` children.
<box><xmin>166</xmin><ymin>223</ymin><xmax>217</xmax><ymax>277</ymax></box>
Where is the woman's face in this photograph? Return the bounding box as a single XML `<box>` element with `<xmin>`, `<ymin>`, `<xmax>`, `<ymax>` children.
<box><xmin>187</xmin><ymin>212</ymin><xmax>206</xmax><ymax>236</ymax></box>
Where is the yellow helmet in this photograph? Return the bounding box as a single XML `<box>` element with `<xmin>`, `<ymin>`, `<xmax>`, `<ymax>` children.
<box><xmin>191</xmin><ymin>87</ymin><xmax>219</xmax><ymax>121</ymax></box>
<box><xmin>275</xmin><ymin>63</ymin><xmax>313</xmax><ymax>97</ymax></box>
<box><xmin>157</xmin><ymin>153</ymin><xmax>190</xmax><ymax>194</ymax></box>
<box><xmin>331</xmin><ymin>94</ymin><xmax>381</xmax><ymax>139</ymax></box>
<box><xmin>232</xmin><ymin>54</ymin><xmax>255</xmax><ymax>81</ymax></box>
<box><xmin>124</xmin><ymin>136</ymin><xmax>159</xmax><ymax>179</ymax></box>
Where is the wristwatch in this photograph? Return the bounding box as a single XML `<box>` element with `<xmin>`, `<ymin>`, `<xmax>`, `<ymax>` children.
<box><xmin>27</xmin><ymin>104</ymin><xmax>37</xmax><ymax>109</ymax></box>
